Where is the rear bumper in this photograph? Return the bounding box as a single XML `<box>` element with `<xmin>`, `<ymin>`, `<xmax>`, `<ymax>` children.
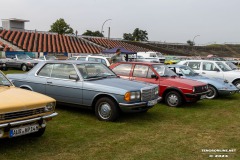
<box><xmin>119</xmin><ymin>97</ymin><xmax>162</xmax><ymax>112</ymax></box>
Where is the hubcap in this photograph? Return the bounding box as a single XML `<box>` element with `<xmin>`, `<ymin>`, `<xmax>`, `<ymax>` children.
<box><xmin>22</xmin><ymin>65</ymin><xmax>27</xmax><ymax>71</ymax></box>
<box><xmin>206</xmin><ymin>88</ymin><xmax>215</xmax><ymax>99</ymax></box>
<box><xmin>98</xmin><ymin>103</ymin><xmax>112</xmax><ymax>120</ymax></box>
<box><xmin>168</xmin><ymin>94</ymin><xmax>178</xmax><ymax>106</ymax></box>
<box><xmin>235</xmin><ymin>83</ymin><xmax>240</xmax><ymax>89</ymax></box>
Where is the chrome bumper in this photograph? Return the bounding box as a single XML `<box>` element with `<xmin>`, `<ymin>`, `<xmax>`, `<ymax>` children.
<box><xmin>0</xmin><ymin>112</ymin><xmax>58</xmax><ymax>128</ymax></box>
<box><xmin>119</xmin><ymin>97</ymin><xmax>162</xmax><ymax>112</ymax></box>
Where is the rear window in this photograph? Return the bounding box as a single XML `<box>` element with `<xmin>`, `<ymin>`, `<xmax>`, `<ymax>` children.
<box><xmin>112</xmin><ymin>64</ymin><xmax>132</xmax><ymax>76</ymax></box>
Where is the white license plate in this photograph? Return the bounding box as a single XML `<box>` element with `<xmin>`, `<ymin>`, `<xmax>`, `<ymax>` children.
<box><xmin>200</xmin><ymin>95</ymin><xmax>206</xmax><ymax>99</ymax></box>
<box><xmin>9</xmin><ymin>124</ymin><xmax>39</xmax><ymax>137</ymax></box>
<box><xmin>147</xmin><ymin>99</ymin><xmax>158</xmax><ymax>106</ymax></box>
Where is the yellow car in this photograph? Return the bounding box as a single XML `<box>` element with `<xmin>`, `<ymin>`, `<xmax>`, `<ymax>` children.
<box><xmin>0</xmin><ymin>71</ymin><xmax>57</xmax><ymax>138</ymax></box>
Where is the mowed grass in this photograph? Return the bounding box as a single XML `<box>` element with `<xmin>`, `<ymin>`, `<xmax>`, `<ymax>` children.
<box><xmin>1</xmin><ymin>70</ymin><xmax>240</xmax><ymax>160</ymax></box>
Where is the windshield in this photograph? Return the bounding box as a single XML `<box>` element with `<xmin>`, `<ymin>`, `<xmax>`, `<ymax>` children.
<box><xmin>17</xmin><ymin>54</ymin><xmax>32</xmax><ymax>60</ymax></box>
<box><xmin>152</xmin><ymin>64</ymin><xmax>177</xmax><ymax>77</ymax></box>
<box><xmin>76</xmin><ymin>63</ymin><xmax>117</xmax><ymax>79</ymax></box>
<box><xmin>226</xmin><ymin>62</ymin><xmax>238</xmax><ymax>70</ymax></box>
<box><xmin>179</xmin><ymin>66</ymin><xmax>197</xmax><ymax>76</ymax></box>
<box><xmin>216</xmin><ymin>62</ymin><xmax>232</xmax><ymax>71</ymax></box>
<box><xmin>46</xmin><ymin>56</ymin><xmax>57</xmax><ymax>60</ymax></box>
<box><xmin>0</xmin><ymin>72</ymin><xmax>12</xmax><ymax>86</ymax></box>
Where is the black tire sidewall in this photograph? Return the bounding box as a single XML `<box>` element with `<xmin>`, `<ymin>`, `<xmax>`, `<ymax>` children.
<box><xmin>206</xmin><ymin>85</ymin><xmax>218</xmax><ymax>99</ymax></box>
<box><xmin>165</xmin><ymin>91</ymin><xmax>182</xmax><ymax>107</ymax></box>
<box><xmin>22</xmin><ymin>64</ymin><xmax>28</xmax><ymax>71</ymax></box>
<box><xmin>95</xmin><ymin>97</ymin><xmax>119</xmax><ymax>121</ymax></box>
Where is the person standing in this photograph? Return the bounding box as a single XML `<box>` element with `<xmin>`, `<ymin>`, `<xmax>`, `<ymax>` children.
<box><xmin>110</xmin><ymin>48</ymin><xmax>123</xmax><ymax>64</ymax></box>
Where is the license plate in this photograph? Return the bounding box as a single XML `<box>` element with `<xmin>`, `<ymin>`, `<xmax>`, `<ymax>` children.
<box><xmin>200</xmin><ymin>95</ymin><xmax>206</xmax><ymax>99</ymax></box>
<box><xmin>9</xmin><ymin>124</ymin><xmax>39</xmax><ymax>138</ymax></box>
<box><xmin>147</xmin><ymin>99</ymin><xmax>158</xmax><ymax>106</ymax></box>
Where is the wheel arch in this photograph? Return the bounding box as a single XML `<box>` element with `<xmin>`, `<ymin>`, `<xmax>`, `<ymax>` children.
<box><xmin>19</xmin><ymin>85</ymin><xmax>33</xmax><ymax>91</ymax></box>
<box><xmin>91</xmin><ymin>94</ymin><xmax>119</xmax><ymax>110</ymax></box>
<box><xmin>162</xmin><ymin>87</ymin><xmax>185</xmax><ymax>102</ymax></box>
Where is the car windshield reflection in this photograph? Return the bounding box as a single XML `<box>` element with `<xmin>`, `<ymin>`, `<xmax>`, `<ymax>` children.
<box><xmin>77</xmin><ymin>63</ymin><xmax>116</xmax><ymax>79</ymax></box>
<box><xmin>179</xmin><ymin>66</ymin><xmax>198</xmax><ymax>76</ymax></box>
<box><xmin>152</xmin><ymin>65</ymin><xmax>177</xmax><ymax>77</ymax></box>
<box><xmin>17</xmin><ymin>54</ymin><xmax>32</xmax><ymax>60</ymax></box>
<box><xmin>0</xmin><ymin>72</ymin><xmax>12</xmax><ymax>86</ymax></box>
<box><xmin>216</xmin><ymin>62</ymin><xmax>232</xmax><ymax>72</ymax></box>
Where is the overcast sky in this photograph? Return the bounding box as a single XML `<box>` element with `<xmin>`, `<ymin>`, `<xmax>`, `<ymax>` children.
<box><xmin>0</xmin><ymin>0</ymin><xmax>239</xmax><ymax>44</ymax></box>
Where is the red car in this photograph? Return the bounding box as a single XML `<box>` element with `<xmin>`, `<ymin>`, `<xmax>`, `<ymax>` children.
<box><xmin>110</xmin><ymin>62</ymin><xmax>209</xmax><ymax>107</ymax></box>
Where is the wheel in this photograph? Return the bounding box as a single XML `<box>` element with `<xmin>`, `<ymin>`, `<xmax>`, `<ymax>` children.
<box><xmin>95</xmin><ymin>97</ymin><xmax>119</xmax><ymax>121</ymax></box>
<box><xmin>165</xmin><ymin>91</ymin><xmax>182</xmax><ymax>107</ymax></box>
<box><xmin>233</xmin><ymin>80</ymin><xmax>240</xmax><ymax>89</ymax></box>
<box><xmin>2</xmin><ymin>63</ymin><xmax>8</xmax><ymax>71</ymax></box>
<box><xmin>206</xmin><ymin>85</ymin><xmax>218</xmax><ymax>99</ymax></box>
<box><xmin>21</xmin><ymin>64</ymin><xmax>28</xmax><ymax>71</ymax></box>
<box><xmin>31</xmin><ymin>127</ymin><xmax>46</xmax><ymax>137</ymax></box>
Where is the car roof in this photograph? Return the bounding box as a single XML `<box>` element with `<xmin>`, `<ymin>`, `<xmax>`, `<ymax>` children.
<box><xmin>39</xmin><ymin>60</ymin><xmax>100</xmax><ymax>65</ymax></box>
<box><xmin>115</xmin><ymin>61</ymin><xmax>162</xmax><ymax>65</ymax></box>
<box><xmin>181</xmin><ymin>59</ymin><xmax>220</xmax><ymax>63</ymax></box>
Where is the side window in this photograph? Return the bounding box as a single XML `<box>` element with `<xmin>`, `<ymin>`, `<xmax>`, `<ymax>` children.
<box><xmin>88</xmin><ymin>57</ymin><xmax>98</xmax><ymax>62</ymax></box>
<box><xmin>188</xmin><ymin>62</ymin><xmax>200</xmax><ymax>70</ymax></box>
<box><xmin>101</xmin><ymin>59</ymin><xmax>107</xmax><ymax>65</ymax></box>
<box><xmin>38</xmin><ymin>64</ymin><xmax>53</xmax><ymax>77</ymax></box>
<box><xmin>78</xmin><ymin>57</ymin><xmax>86</xmax><ymax>61</ymax></box>
<box><xmin>112</xmin><ymin>64</ymin><xmax>132</xmax><ymax>76</ymax></box>
<box><xmin>51</xmin><ymin>64</ymin><xmax>76</xmax><ymax>79</ymax></box>
<box><xmin>68</xmin><ymin>57</ymin><xmax>76</xmax><ymax>60</ymax></box>
<box><xmin>133</xmin><ymin>65</ymin><xmax>149</xmax><ymax>78</ymax></box>
<box><xmin>202</xmin><ymin>62</ymin><xmax>217</xmax><ymax>71</ymax></box>
<box><xmin>147</xmin><ymin>68</ymin><xmax>155</xmax><ymax>78</ymax></box>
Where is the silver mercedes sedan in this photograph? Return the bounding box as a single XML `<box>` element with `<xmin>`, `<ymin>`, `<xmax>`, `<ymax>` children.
<box><xmin>7</xmin><ymin>61</ymin><xmax>161</xmax><ymax>121</ymax></box>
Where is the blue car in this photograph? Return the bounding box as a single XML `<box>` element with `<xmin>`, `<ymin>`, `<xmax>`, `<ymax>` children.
<box><xmin>168</xmin><ymin>65</ymin><xmax>239</xmax><ymax>99</ymax></box>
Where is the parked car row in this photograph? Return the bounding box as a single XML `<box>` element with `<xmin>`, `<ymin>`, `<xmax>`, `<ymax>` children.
<box><xmin>1</xmin><ymin>53</ymin><xmax>240</xmax><ymax>139</ymax></box>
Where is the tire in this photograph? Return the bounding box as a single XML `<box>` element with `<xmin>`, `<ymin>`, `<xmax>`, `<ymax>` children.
<box><xmin>95</xmin><ymin>97</ymin><xmax>119</xmax><ymax>121</ymax></box>
<box><xmin>206</xmin><ymin>85</ymin><xmax>218</xmax><ymax>99</ymax></box>
<box><xmin>165</xmin><ymin>91</ymin><xmax>182</xmax><ymax>107</ymax></box>
<box><xmin>21</xmin><ymin>64</ymin><xmax>28</xmax><ymax>71</ymax></box>
<box><xmin>31</xmin><ymin>127</ymin><xmax>46</xmax><ymax>137</ymax></box>
<box><xmin>233</xmin><ymin>80</ymin><xmax>240</xmax><ymax>89</ymax></box>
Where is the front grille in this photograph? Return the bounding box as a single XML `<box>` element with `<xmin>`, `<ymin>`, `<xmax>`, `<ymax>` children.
<box><xmin>195</xmin><ymin>85</ymin><xmax>208</xmax><ymax>93</ymax></box>
<box><xmin>141</xmin><ymin>87</ymin><xmax>158</xmax><ymax>101</ymax></box>
<box><xmin>1</xmin><ymin>107</ymin><xmax>45</xmax><ymax>121</ymax></box>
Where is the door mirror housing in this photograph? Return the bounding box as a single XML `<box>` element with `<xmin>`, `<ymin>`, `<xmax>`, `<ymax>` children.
<box><xmin>151</xmin><ymin>74</ymin><xmax>159</xmax><ymax>79</ymax></box>
<box><xmin>69</xmin><ymin>74</ymin><xmax>79</xmax><ymax>81</ymax></box>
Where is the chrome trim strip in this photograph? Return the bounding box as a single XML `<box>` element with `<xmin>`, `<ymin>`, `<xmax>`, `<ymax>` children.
<box><xmin>0</xmin><ymin>112</ymin><xmax>58</xmax><ymax>128</ymax></box>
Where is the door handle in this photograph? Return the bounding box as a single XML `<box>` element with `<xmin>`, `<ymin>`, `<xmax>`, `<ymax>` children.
<box><xmin>47</xmin><ymin>81</ymin><xmax>52</xmax><ymax>84</ymax></box>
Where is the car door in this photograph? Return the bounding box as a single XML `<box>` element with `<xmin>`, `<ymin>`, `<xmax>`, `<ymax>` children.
<box><xmin>45</xmin><ymin>63</ymin><xmax>83</xmax><ymax>105</ymax></box>
<box><xmin>111</xmin><ymin>63</ymin><xmax>133</xmax><ymax>80</ymax></box>
<box><xmin>131</xmin><ymin>64</ymin><xmax>159</xmax><ymax>85</ymax></box>
<box><xmin>201</xmin><ymin>62</ymin><xmax>224</xmax><ymax>79</ymax></box>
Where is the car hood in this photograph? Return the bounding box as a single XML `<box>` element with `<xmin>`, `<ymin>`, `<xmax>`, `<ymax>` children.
<box><xmin>163</xmin><ymin>77</ymin><xmax>206</xmax><ymax>87</ymax></box>
<box><xmin>84</xmin><ymin>78</ymin><xmax>157</xmax><ymax>95</ymax></box>
<box><xmin>182</xmin><ymin>76</ymin><xmax>238</xmax><ymax>90</ymax></box>
<box><xmin>0</xmin><ymin>86</ymin><xmax>55</xmax><ymax>113</ymax></box>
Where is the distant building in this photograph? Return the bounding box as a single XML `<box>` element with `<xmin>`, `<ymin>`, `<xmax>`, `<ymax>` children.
<box><xmin>1</xmin><ymin>18</ymin><xmax>29</xmax><ymax>30</ymax></box>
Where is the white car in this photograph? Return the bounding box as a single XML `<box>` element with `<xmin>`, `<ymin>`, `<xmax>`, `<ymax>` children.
<box><xmin>35</xmin><ymin>55</ymin><xmax>58</xmax><ymax>61</ymax></box>
<box><xmin>67</xmin><ymin>55</ymin><xmax>111</xmax><ymax>66</ymax></box>
<box><xmin>178</xmin><ymin>60</ymin><xmax>240</xmax><ymax>89</ymax></box>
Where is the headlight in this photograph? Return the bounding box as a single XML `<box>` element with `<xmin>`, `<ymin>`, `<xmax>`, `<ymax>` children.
<box><xmin>45</xmin><ymin>102</ymin><xmax>56</xmax><ymax>112</ymax></box>
<box><xmin>0</xmin><ymin>114</ymin><xmax>4</xmax><ymax>120</ymax></box>
<box><xmin>124</xmin><ymin>91</ymin><xmax>141</xmax><ymax>101</ymax></box>
<box><xmin>154</xmin><ymin>87</ymin><xmax>159</xmax><ymax>95</ymax></box>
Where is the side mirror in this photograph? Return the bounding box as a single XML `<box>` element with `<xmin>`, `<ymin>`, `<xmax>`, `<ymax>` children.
<box><xmin>151</xmin><ymin>74</ymin><xmax>159</xmax><ymax>80</ymax></box>
<box><xmin>69</xmin><ymin>74</ymin><xmax>79</xmax><ymax>81</ymax></box>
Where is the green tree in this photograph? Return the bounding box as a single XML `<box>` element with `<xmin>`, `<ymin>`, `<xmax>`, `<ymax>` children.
<box><xmin>187</xmin><ymin>40</ymin><xmax>195</xmax><ymax>46</ymax></box>
<box><xmin>123</xmin><ymin>28</ymin><xmax>148</xmax><ymax>41</ymax></box>
<box><xmin>82</xmin><ymin>30</ymin><xmax>104</xmax><ymax>37</ymax></box>
<box><xmin>123</xmin><ymin>33</ymin><xmax>134</xmax><ymax>41</ymax></box>
<box><xmin>49</xmin><ymin>18</ymin><xmax>74</xmax><ymax>34</ymax></box>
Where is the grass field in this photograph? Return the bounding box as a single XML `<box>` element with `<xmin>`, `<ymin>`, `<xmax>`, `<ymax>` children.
<box><xmin>1</xmin><ymin>70</ymin><xmax>240</xmax><ymax>160</ymax></box>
